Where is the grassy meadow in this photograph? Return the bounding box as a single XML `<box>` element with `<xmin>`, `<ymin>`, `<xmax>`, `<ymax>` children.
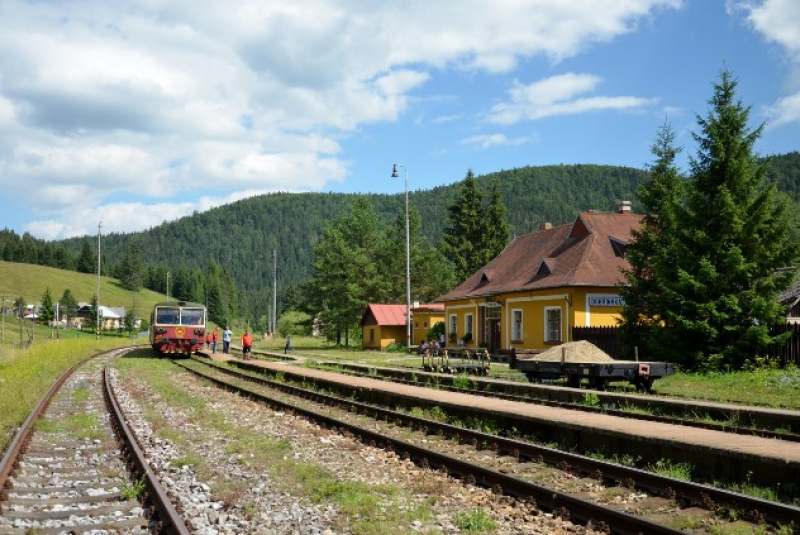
<box><xmin>0</xmin><ymin>260</ymin><xmax>168</xmax><ymax>327</ymax></box>
<box><xmin>0</xmin><ymin>336</ymin><xmax>139</xmax><ymax>452</ymax></box>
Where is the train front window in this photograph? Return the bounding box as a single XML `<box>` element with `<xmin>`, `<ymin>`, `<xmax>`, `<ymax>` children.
<box><xmin>156</xmin><ymin>307</ymin><xmax>181</xmax><ymax>325</ymax></box>
<box><xmin>181</xmin><ymin>308</ymin><xmax>205</xmax><ymax>325</ymax></box>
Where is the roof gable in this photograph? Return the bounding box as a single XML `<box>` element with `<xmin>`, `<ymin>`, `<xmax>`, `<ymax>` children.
<box><xmin>438</xmin><ymin>210</ymin><xmax>643</xmax><ymax>302</ymax></box>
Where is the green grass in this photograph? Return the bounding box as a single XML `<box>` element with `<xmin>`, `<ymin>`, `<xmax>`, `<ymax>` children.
<box><xmin>453</xmin><ymin>509</ymin><xmax>498</xmax><ymax>532</ymax></box>
<box><xmin>655</xmin><ymin>367</ymin><xmax>800</xmax><ymax>409</ymax></box>
<box><xmin>645</xmin><ymin>459</ymin><xmax>693</xmax><ymax>481</ymax></box>
<box><xmin>0</xmin><ymin>336</ymin><xmax>136</xmax><ymax>452</ymax></box>
<box><xmin>0</xmin><ymin>261</ymin><xmax>168</xmax><ymax>336</ymax></box>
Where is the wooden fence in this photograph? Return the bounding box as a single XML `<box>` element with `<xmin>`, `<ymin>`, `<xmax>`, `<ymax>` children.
<box><xmin>572</xmin><ymin>326</ymin><xmax>624</xmax><ymax>359</ymax></box>
<box><xmin>764</xmin><ymin>323</ymin><xmax>800</xmax><ymax>366</ymax></box>
<box><xmin>572</xmin><ymin>324</ymin><xmax>800</xmax><ymax>366</ymax></box>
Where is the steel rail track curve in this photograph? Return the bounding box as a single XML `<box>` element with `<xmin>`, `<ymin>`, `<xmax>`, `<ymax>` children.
<box><xmin>0</xmin><ymin>347</ymin><xmax>190</xmax><ymax>535</ymax></box>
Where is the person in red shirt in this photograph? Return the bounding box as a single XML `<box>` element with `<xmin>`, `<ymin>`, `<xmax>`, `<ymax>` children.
<box><xmin>212</xmin><ymin>327</ymin><xmax>219</xmax><ymax>354</ymax></box>
<box><xmin>206</xmin><ymin>332</ymin><xmax>211</xmax><ymax>350</ymax></box>
<box><xmin>242</xmin><ymin>329</ymin><xmax>253</xmax><ymax>359</ymax></box>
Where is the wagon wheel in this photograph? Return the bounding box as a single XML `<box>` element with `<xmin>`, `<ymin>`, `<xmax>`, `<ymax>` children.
<box><xmin>589</xmin><ymin>376</ymin><xmax>606</xmax><ymax>391</ymax></box>
<box><xmin>635</xmin><ymin>376</ymin><xmax>654</xmax><ymax>393</ymax></box>
<box><xmin>566</xmin><ymin>373</ymin><xmax>581</xmax><ymax>388</ymax></box>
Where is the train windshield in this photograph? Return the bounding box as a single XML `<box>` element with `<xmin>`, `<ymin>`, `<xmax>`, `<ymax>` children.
<box><xmin>180</xmin><ymin>308</ymin><xmax>205</xmax><ymax>326</ymax></box>
<box><xmin>155</xmin><ymin>307</ymin><xmax>181</xmax><ymax>325</ymax></box>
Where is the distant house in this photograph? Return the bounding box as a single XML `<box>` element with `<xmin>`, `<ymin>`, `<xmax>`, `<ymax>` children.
<box><xmin>359</xmin><ymin>303</ymin><xmax>445</xmax><ymax>349</ymax></box>
<box><xmin>75</xmin><ymin>303</ymin><xmax>127</xmax><ymax>330</ymax></box>
<box><xmin>780</xmin><ymin>278</ymin><xmax>800</xmax><ymax>324</ymax></box>
<box><xmin>438</xmin><ymin>202</ymin><xmax>643</xmax><ymax>353</ymax></box>
<box><xmin>360</xmin><ymin>304</ymin><xmax>406</xmax><ymax>350</ymax></box>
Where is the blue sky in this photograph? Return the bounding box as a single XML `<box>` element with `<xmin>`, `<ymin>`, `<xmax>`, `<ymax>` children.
<box><xmin>0</xmin><ymin>0</ymin><xmax>798</xmax><ymax>240</ymax></box>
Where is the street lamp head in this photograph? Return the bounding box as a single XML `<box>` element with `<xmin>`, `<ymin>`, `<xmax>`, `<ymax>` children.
<box><xmin>391</xmin><ymin>164</ymin><xmax>399</xmax><ymax>178</ymax></box>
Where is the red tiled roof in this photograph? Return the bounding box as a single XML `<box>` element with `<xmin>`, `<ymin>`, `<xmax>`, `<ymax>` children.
<box><xmin>360</xmin><ymin>303</ymin><xmax>444</xmax><ymax>326</ymax></box>
<box><xmin>413</xmin><ymin>303</ymin><xmax>445</xmax><ymax>312</ymax></box>
<box><xmin>360</xmin><ymin>304</ymin><xmax>406</xmax><ymax>326</ymax></box>
<box><xmin>438</xmin><ymin>211</ymin><xmax>643</xmax><ymax>301</ymax></box>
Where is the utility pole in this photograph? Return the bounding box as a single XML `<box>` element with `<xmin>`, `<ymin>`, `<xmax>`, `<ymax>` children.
<box><xmin>96</xmin><ymin>221</ymin><xmax>102</xmax><ymax>340</ymax></box>
<box><xmin>272</xmin><ymin>249</ymin><xmax>277</xmax><ymax>335</ymax></box>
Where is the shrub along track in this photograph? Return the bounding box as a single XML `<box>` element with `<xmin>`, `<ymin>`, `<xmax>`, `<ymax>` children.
<box><xmin>0</xmin><ymin>347</ymin><xmax>189</xmax><ymax>535</ymax></box>
<box><xmin>180</xmin><ymin>356</ymin><xmax>800</xmax><ymax>534</ymax></box>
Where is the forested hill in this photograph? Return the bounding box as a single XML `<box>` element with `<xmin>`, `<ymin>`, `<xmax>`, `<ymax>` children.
<box><xmin>26</xmin><ymin>152</ymin><xmax>800</xmax><ymax>306</ymax></box>
<box><xmin>55</xmin><ymin>164</ymin><xmax>647</xmax><ymax>297</ymax></box>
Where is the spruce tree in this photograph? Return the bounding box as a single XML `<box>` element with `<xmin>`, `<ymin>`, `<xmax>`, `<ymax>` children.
<box><xmin>77</xmin><ymin>241</ymin><xmax>96</xmax><ymax>274</ymax></box>
<box><xmin>483</xmin><ymin>181</ymin><xmax>511</xmax><ymax>262</ymax></box>
<box><xmin>59</xmin><ymin>289</ymin><xmax>78</xmax><ymax>325</ymax></box>
<box><xmin>118</xmin><ymin>240</ymin><xmax>144</xmax><ymax>292</ymax></box>
<box><xmin>441</xmin><ymin>169</ymin><xmax>486</xmax><ymax>282</ymax></box>
<box><xmin>681</xmin><ymin>69</ymin><xmax>799</xmax><ymax>368</ymax></box>
<box><xmin>625</xmin><ymin>70</ymin><xmax>800</xmax><ymax>369</ymax></box>
<box><xmin>39</xmin><ymin>287</ymin><xmax>55</xmax><ymax>324</ymax></box>
<box><xmin>620</xmin><ymin>123</ymin><xmax>686</xmax><ymax>361</ymax></box>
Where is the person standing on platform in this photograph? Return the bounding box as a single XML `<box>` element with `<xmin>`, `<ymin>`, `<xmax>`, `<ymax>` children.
<box><xmin>223</xmin><ymin>326</ymin><xmax>233</xmax><ymax>354</ymax></box>
<box><xmin>212</xmin><ymin>327</ymin><xmax>219</xmax><ymax>354</ymax></box>
<box><xmin>242</xmin><ymin>329</ymin><xmax>253</xmax><ymax>359</ymax></box>
<box><xmin>284</xmin><ymin>335</ymin><xmax>292</xmax><ymax>354</ymax></box>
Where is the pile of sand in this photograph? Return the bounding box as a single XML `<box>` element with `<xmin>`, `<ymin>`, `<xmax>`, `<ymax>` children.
<box><xmin>525</xmin><ymin>340</ymin><xmax>614</xmax><ymax>363</ymax></box>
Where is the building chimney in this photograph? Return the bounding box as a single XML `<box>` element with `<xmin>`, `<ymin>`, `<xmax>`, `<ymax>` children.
<box><xmin>618</xmin><ymin>200</ymin><xmax>632</xmax><ymax>213</ymax></box>
<box><xmin>541</xmin><ymin>222</ymin><xmax>553</xmax><ymax>230</ymax></box>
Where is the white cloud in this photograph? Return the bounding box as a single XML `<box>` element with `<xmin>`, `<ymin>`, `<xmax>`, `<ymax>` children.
<box><xmin>0</xmin><ymin>0</ymin><xmax>682</xmax><ymax>238</ymax></box>
<box><xmin>738</xmin><ymin>0</ymin><xmax>800</xmax><ymax>127</ymax></box>
<box><xmin>461</xmin><ymin>134</ymin><xmax>536</xmax><ymax>149</ymax></box>
<box><xmin>488</xmin><ymin>73</ymin><xmax>657</xmax><ymax>124</ymax></box>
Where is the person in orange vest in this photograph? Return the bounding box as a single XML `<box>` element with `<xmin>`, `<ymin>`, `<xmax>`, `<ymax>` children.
<box><xmin>212</xmin><ymin>327</ymin><xmax>219</xmax><ymax>354</ymax></box>
<box><xmin>206</xmin><ymin>332</ymin><xmax>212</xmax><ymax>350</ymax></box>
<box><xmin>241</xmin><ymin>329</ymin><xmax>253</xmax><ymax>359</ymax></box>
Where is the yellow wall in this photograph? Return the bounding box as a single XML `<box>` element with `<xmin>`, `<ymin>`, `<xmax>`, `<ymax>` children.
<box><xmin>443</xmin><ymin>300</ymin><xmax>481</xmax><ymax>349</ymax></box>
<box><xmin>444</xmin><ymin>287</ymin><xmax>624</xmax><ymax>351</ymax></box>
<box><xmin>412</xmin><ymin>311</ymin><xmax>444</xmax><ymax>345</ymax></box>
<box><xmin>361</xmin><ymin>325</ymin><xmax>407</xmax><ymax>349</ymax></box>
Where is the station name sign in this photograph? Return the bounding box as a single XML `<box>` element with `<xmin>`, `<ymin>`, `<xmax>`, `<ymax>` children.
<box><xmin>588</xmin><ymin>296</ymin><xmax>624</xmax><ymax>307</ymax></box>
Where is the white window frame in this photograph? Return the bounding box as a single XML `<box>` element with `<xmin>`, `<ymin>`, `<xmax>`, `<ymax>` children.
<box><xmin>449</xmin><ymin>314</ymin><xmax>457</xmax><ymax>337</ymax></box>
<box><xmin>511</xmin><ymin>309</ymin><xmax>523</xmax><ymax>342</ymax></box>
<box><xmin>544</xmin><ymin>306</ymin><xmax>562</xmax><ymax>343</ymax></box>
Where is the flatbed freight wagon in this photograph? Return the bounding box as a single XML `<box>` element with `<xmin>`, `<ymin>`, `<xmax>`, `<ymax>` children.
<box><xmin>509</xmin><ymin>346</ymin><xmax>675</xmax><ymax>391</ymax></box>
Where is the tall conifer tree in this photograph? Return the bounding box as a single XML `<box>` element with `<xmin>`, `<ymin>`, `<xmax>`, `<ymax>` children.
<box><xmin>483</xmin><ymin>181</ymin><xmax>511</xmax><ymax>263</ymax></box>
<box><xmin>620</xmin><ymin>123</ymin><xmax>685</xmax><ymax>360</ymax></box>
<box><xmin>441</xmin><ymin>169</ymin><xmax>486</xmax><ymax>282</ymax></box>
<box><xmin>624</xmin><ymin>70</ymin><xmax>799</xmax><ymax>369</ymax></box>
<box><xmin>39</xmin><ymin>287</ymin><xmax>55</xmax><ymax>324</ymax></box>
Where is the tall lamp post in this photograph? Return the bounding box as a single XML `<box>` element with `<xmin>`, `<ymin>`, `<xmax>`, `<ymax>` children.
<box><xmin>96</xmin><ymin>221</ymin><xmax>102</xmax><ymax>340</ymax></box>
<box><xmin>391</xmin><ymin>164</ymin><xmax>412</xmax><ymax>351</ymax></box>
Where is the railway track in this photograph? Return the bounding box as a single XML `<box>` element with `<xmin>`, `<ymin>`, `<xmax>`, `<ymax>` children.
<box><xmin>181</xmin><ymin>356</ymin><xmax>800</xmax><ymax>534</ymax></box>
<box><xmin>0</xmin><ymin>348</ymin><xmax>189</xmax><ymax>535</ymax></box>
<box><xmin>305</xmin><ymin>359</ymin><xmax>800</xmax><ymax>441</ymax></box>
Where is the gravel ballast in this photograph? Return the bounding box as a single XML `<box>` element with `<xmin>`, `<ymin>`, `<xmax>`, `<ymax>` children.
<box><xmin>111</xmin><ymin>362</ymin><xmax>593</xmax><ymax>534</ymax></box>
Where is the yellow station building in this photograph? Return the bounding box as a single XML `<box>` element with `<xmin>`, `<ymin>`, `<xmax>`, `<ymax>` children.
<box><xmin>438</xmin><ymin>202</ymin><xmax>643</xmax><ymax>353</ymax></box>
